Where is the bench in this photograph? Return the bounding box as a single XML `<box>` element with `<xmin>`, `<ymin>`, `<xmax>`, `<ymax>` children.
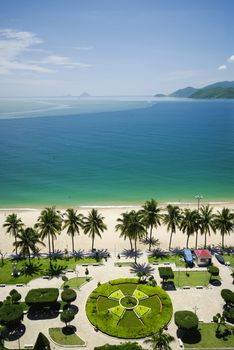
<box><xmin>196</xmin><ymin>286</ymin><xmax>203</xmax><ymax>289</ymax></box>
<box><xmin>67</xmin><ymin>269</ymin><xmax>74</xmax><ymax>272</ymax></box>
<box><xmin>152</xmin><ymin>262</ymin><xmax>159</xmax><ymax>265</ymax></box>
<box><xmin>16</xmin><ymin>284</ymin><xmax>23</xmax><ymax>287</ymax></box>
<box><xmin>42</xmin><ymin>276</ymin><xmax>50</xmax><ymax>279</ymax></box>
<box><xmin>0</xmin><ymin>284</ymin><xmax>6</xmax><ymax>287</ymax></box>
<box><xmin>82</xmin><ymin>264</ymin><xmax>88</xmax><ymax>266</ymax></box>
<box><xmin>24</xmin><ymin>345</ymin><xmax>33</xmax><ymax>349</ymax></box>
<box><xmin>93</xmin><ymin>264</ymin><xmax>99</xmax><ymax>266</ymax></box>
<box><xmin>182</xmin><ymin>286</ymin><xmax>190</xmax><ymax>289</ymax></box>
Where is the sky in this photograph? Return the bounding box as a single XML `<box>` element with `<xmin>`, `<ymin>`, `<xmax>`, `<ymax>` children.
<box><xmin>0</xmin><ymin>0</ymin><xmax>233</xmax><ymax>96</ymax></box>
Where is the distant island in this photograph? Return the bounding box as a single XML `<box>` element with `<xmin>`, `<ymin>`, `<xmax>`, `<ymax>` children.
<box><xmin>154</xmin><ymin>81</ymin><xmax>234</xmax><ymax>99</ymax></box>
<box><xmin>79</xmin><ymin>92</ymin><xmax>91</xmax><ymax>97</ymax></box>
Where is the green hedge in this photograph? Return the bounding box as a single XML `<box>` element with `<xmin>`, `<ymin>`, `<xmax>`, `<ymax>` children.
<box><xmin>25</xmin><ymin>288</ymin><xmax>59</xmax><ymax>307</ymax></box>
<box><xmin>34</xmin><ymin>332</ymin><xmax>51</xmax><ymax>350</ymax></box>
<box><xmin>158</xmin><ymin>267</ymin><xmax>174</xmax><ymax>281</ymax></box>
<box><xmin>94</xmin><ymin>343</ymin><xmax>144</xmax><ymax>350</ymax></box>
<box><xmin>174</xmin><ymin>310</ymin><xmax>198</xmax><ymax>330</ymax></box>
<box><xmin>221</xmin><ymin>289</ymin><xmax>234</xmax><ymax>305</ymax></box>
<box><xmin>61</xmin><ymin>289</ymin><xmax>77</xmax><ymax>304</ymax></box>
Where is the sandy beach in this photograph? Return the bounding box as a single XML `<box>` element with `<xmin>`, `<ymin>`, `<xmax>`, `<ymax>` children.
<box><xmin>0</xmin><ymin>202</ymin><xmax>233</xmax><ymax>256</ymax></box>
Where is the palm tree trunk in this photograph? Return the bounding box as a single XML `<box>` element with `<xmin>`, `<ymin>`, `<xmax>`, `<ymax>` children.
<box><xmin>134</xmin><ymin>239</ymin><xmax>137</xmax><ymax>264</ymax></box>
<box><xmin>169</xmin><ymin>230</ymin><xmax>173</xmax><ymax>250</ymax></box>
<box><xmin>195</xmin><ymin>231</ymin><xmax>198</xmax><ymax>249</ymax></box>
<box><xmin>48</xmin><ymin>234</ymin><xmax>52</xmax><ymax>269</ymax></box>
<box><xmin>15</xmin><ymin>236</ymin><xmax>18</xmax><ymax>255</ymax></box>
<box><xmin>28</xmin><ymin>249</ymin><xmax>31</xmax><ymax>265</ymax></box>
<box><xmin>92</xmin><ymin>235</ymin><xmax>94</xmax><ymax>252</ymax></box>
<box><xmin>204</xmin><ymin>232</ymin><xmax>207</xmax><ymax>248</ymax></box>
<box><xmin>222</xmin><ymin>233</ymin><xmax>224</xmax><ymax>249</ymax></box>
<box><xmin>52</xmin><ymin>236</ymin><xmax>55</xmax><ymax>254</ymax></box>
<box><xmin>149</xmin><ymin>225</ymin><xmax>153</xmax><ymax>251</ymax></box>
<box><xmin>129</xmin><ymin>237</ymin><xmax>133</xmax><ymax>251</ymax></box>
<box><xmin>72</xmin><ymin>235</ymin><xmax>74</xmax><ymax>253</ymax></box>
<box><xmin>186</xmin><ymin>234</ymin><xmax>190</xmax><ymax>248</ymax></box>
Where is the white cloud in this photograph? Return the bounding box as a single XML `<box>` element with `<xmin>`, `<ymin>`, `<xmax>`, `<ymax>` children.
<box><xmin>218</xmin><ymin>65</ymin><xmax>227</xmax><ymax>70</ymax></box>
<box><xmin>0</xmin><ymin>28</ymin><xmax>92</xmax><ymax>75</ymax></box>
<box><xmin>74</xmin><ymin>46</ymin><xmax>93</xmax><ymax>51</ymax></box>
<box><xmin>228</xmin><ymin>55</ymin><xmax>234</xmax><ymax>63</ymax></box>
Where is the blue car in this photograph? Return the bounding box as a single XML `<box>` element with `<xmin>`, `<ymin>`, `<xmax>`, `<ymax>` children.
<box><xmin>183</xmin><ymin>249</ymin><xmax>193</xmax><ymax>267</ymax></box>
<box><xmin>214</xmin><ymin>253</ymin><xmax>225</xmax><ymax>265</ymax></box>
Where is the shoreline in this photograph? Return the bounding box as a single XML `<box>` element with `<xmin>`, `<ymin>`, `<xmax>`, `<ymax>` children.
<box><xmin>0</xmin><ymin>200</ymin><xmax>233</xmax><ymax>212</ymax></box>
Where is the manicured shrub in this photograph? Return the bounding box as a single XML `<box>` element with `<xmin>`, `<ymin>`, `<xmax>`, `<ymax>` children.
<box><xmin>208</xmin><ymin>266</ymin><xmax>219</xmax><ymax>277</ymax></box>
<box><xmin>60</xmin><ymin>309</ymin><xmax>75</xmax><ymax>327</ymax></box>
<box><xmin>221</xmin><ymin>289</ymin><xmax>234</xmax><ymax>305</ymax></box>
<box><xmin>223</xmin><ymin>307</ymin><xmax>234</xmax><ymax>323</ymax></box>
<box><xmin>0</xmin><ymin>303</ymin><xmax>23</xmax><ymax>325</ymax></box>
<box><xmin>61</xmin><ymin>288</ymin><xmax>77</xmax><ymax>304</ymax></box>
<box><xmin>158</xmin><ymin>267</ymin><xmax>174</xmax><ymax>282</ymax></box>
<box><xmin>174</xmin><ymin>311</ymin><xmax>198</xmax><ymax>331</ymax></box>
<box><xmin>9</xmin><ymin>289</ymin><xmax>21</xmax><ymax>303</ymax></box>
<box><xmin>25</xmin><ymin>288</ymin><xmax>59</xmax><ymax>307</ymax></box>
<box><xmin>34</xmin><ymin>332</ymin><xmax>51</xmax><ymax>350</ymax></box>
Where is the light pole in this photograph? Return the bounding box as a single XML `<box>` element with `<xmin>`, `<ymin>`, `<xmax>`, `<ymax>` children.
<box><xmin>193</xmin><ymin>305</ymin><xmax>198</xmax><ymax>315</ymax></box>
<box><xmin>195</xmin><ymin>195</ymin><xmax>203</xmax><ymax>211</ymax></box>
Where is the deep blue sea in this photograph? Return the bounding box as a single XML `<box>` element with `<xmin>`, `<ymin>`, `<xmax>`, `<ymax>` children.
<box><xmin>0</xmin><ymin>97</ymin><xmax>233</xmax><ymax>207</ymax></box>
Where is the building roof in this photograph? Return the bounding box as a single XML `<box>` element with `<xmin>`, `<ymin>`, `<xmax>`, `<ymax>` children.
<box><xmin>194</xmin><ymin>249</ymin><xmax>212</xmax><ymax>258</ymax></box>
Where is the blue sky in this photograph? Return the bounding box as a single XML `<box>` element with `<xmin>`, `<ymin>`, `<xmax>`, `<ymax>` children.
<box><xmin>0</xmin><ymin>0</ymin><xmax>233</xmax><ymax>96</ymax></box>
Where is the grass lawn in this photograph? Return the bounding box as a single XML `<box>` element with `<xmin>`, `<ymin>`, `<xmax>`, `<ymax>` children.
<box><xmin>172</xmin><ymin>271</ymin><xmax>220</xmax><ymax>287</ymax></box>
<box><xmin>97</xmin><ymin>296</ymin><xmax>118</xmax><ymax>311</ymax></box>
<box><xmin>223</xmin><ymin>254</ymin><xmax>234</xmax><ymax>268</ymax></box>
<box><xmin>62</xmin><ymin>277</ymin><xmax>88</xmax><ymax>289</ymax></box>
<box><xmin>49</xmin><ymin>327</ymin><xmax>85</xmax><ymax>346</ymax></box>
<box><xmin>0</xmin><ymin>256</ymin><xmax>102</xmax><ymax>284</ymax></box>
<box><xmin>115</xmin><ymin>262</ymin><xmax>134</xmax><ymax>267</ymax></box>
<box><xmin>183</xmin><ymin>323</ymin><xmax>234</xmax><ymax>348</ymax></box>
<box><xmin>148</xmin><ymin>254</ymin><xmax>186</xmax><ymax>267</ymax></box>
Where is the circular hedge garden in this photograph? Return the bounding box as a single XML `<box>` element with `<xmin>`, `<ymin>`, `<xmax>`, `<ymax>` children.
<box><xmin>86</xmin><ymin>278</ymin><xmax>173</xmax><ymax>338</ymax></box>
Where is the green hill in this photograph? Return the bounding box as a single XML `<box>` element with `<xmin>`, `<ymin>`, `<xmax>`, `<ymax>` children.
<box><xmin>190</xmin><ymin>87</ymin><xmax>234</xmax><ymax>99</ymax></box>
<box><xmin>170</xmin><ymin>86</ymin><xmax>198</xmax><ymax>97</ymax></box>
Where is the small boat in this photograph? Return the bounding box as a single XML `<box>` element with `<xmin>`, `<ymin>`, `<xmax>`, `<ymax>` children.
<box><xmin>214</xmin><ymin>253</ymin><xmax>225</xmax><ymax>265</ymax></box>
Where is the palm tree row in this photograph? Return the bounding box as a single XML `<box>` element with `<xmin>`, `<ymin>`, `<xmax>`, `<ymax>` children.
<box><xmin>3</xmin><ymin>208</ymin><xmax>107</xmax><ymax>263</ymax></box>
<box><xmin>116</xmin><ymin>200</ymin><xmax>234</xmax><ymax>252</ymax></box>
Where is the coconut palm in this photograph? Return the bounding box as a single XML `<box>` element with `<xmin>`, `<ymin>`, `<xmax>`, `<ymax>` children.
<box><xmin>3</xmin><ymin>213</ymin><xmax>24</xmax><ymax>255</ymax></box>
<box><xmin>63</xmin><ymin>209</ymin><xmax>83</xmax><ymax>253</ymax></box>
<box><xmin>126</xmin><ymin>210</ymin><xmax>146</xmax><ymax>263</ymax></box>
<box><xmin>180</xmin><ymin>209</ymin><xmax>198</xmax><ymax>248</ymax></box>
<box><xmin>83</xmin><ymin>209</ymin><xmax>107</xmax><ymax>251</ymax></box>
<box><xmin>36</xmin><ymin>207</ymin><xmax>62</xmax><ymax>266</ymax></box>
<box><xmin>14</xmin><ymin>227</ymin><xmax>45</xmax><ymax>264</ymax></box>
<box><xmin>144</xmin><ymin>328</ymin><xmax>175</xmax><ymax>350</ymax></box>
<box><xmin>199</xmin><ymin>205</ymin><xmax>216</xmax><ymax>248</ymax></box>
<box><xmin>115</xmin><ymin>212</ymin><xmax>134</xmax><ymax>250</ymax></box>
<box><xmin>214</xmin><ymin>208</ymin><xmax>234</xmax><ymax>249</ymax></box>
<box><xmin>163</xmin><ymin>205</ymin><xmax>181</xmax><ymax>250</ymax></box>
<box><xmin>140</xmin><ymin>199</ymin><xmax>162</xmax><ymax>251</ymax></box>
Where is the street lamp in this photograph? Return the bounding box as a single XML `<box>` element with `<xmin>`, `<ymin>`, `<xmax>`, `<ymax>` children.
<box><xmin>195</xmin><ymin>195</ymin><xmax>203</xmax><ymax>211</ymax></box>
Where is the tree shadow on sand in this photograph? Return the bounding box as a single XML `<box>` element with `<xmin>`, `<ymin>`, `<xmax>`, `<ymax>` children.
<box><xmin>3</xmin><ymin>324</ymin><xmax>25</xmax><ymax>341</ymax></box>
<box><xmin>121</xmin><ymin>249</ymin><xmax>142</xmax><ymax>259</ymax></box>
<box><xmin>62</xmin><ymin>325</ymin><xmax>77</xmax><ymax>335</ymax></box>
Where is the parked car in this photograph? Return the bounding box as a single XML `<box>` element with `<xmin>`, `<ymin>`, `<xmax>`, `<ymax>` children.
<box><xmin>214</xmin><ymin>253</ymin><xmax>225</xmax><ymax>264</ymax></box>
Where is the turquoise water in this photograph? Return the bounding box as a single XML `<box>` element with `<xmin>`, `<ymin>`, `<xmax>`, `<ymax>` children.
<box><xmin>0</xmin><ymin>98</ymin><xmax>234</xmax><ymax>207</ymax></box>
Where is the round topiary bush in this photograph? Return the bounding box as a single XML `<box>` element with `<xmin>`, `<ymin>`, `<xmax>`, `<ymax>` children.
<box><xmin>0</xmin><ymin>304</ymin><xmax>23</xmax><ymax>325</ymax></box>
<box><xmin>61</xmin><ymin>288</ymin><xmax>77</xmax><ymax>304</ymax></box>
<box><xmin>221</xmin><ymin>289</ymin><xmax>234</xmax><ymax>305</ymax></box>
<box><xmin>208</xmin><ymin>266</ymin><xmax>219</xmax><ymax>276</ymax></box>
<box><xmin>86</xmin><ymin>278</ymin><xmax>173</xmax><ymax>338</ymax></box>
<box><xmin>60</xmin><ymin>309</ymin><xmax>75</xmax><ymax>327</ymax></box>
<box><xmin>174</xmin><ymin>311</ymin><xmax>198</xmax><ymax>331</ymax></box>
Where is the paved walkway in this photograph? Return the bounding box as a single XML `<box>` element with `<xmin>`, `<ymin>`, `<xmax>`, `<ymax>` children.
<box><xmin>2</xmin><ymin>251</ymin><xmax>234</xmax><ymax>350</ymax></box>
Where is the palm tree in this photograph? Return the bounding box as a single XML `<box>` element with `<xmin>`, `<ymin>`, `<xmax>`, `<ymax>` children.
<box><xmin>144</xmin><ymin>328</ymin><xmax>175</xmax><ymax>350</ymax></box>
<box><xmin>36</xmin><ymin>207</ymin><xmax>62</xmax><ymax>266</ymax></box>
<box><xmin>214</xmin><ymin>208</ymin><xmax>234</xmax><ymax>249</ymax></box>
<box><xmin>130</xmin><ymin>263</ymin><xmax>154</xmax><ymax>282</ymax></box>
<box><xmin>140</xmin><ymin>199</ymin><xmax>162</xmax><ymax>251</ymax></box>
<box><xmin>199</xmin><ymin>205</ymin><xmax>216</xmax><ymax>248</ymax></box>
<box><xmin>83</xmin><ymin>209</ymin><xmax>107</xmax><ymax>251</ymax></box>
<box><xmin>163</xmin><ymin>205</ymin><xmax>181</xmax><ymax>250</ymax></box>
<box><xmin>115</xmin><ymin>212</ymin><xmax>134</xmax><ymax>250</ymax></box>
<box><xmin>14</xmin><ymin>227</ymin><xmax>45</xmax><ymax>264</ymax></box>
<box><xmin>63</xmin><ymin>209</ymin><xmax>83</xmax><ymax>253</ymax></box>
<box><xmin>127</xmin><ymin>210</ymin><xmax>145</xmax><ymax>263</ymax></box>
<box><xmin>3</xmin><ymin>213</ymin><xmax>24</xmax><ymax>255</ymax></box>
<box><xmin>180</xmin><ymin>209</ymin><xmax>198</xmax><ymax>248</ymax></box>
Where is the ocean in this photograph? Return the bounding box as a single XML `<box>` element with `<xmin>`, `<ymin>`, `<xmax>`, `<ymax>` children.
<box><xmin>0</xmin><ymin>97</ymin><xmax>233</xmax><ymax>207</ymax></box>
